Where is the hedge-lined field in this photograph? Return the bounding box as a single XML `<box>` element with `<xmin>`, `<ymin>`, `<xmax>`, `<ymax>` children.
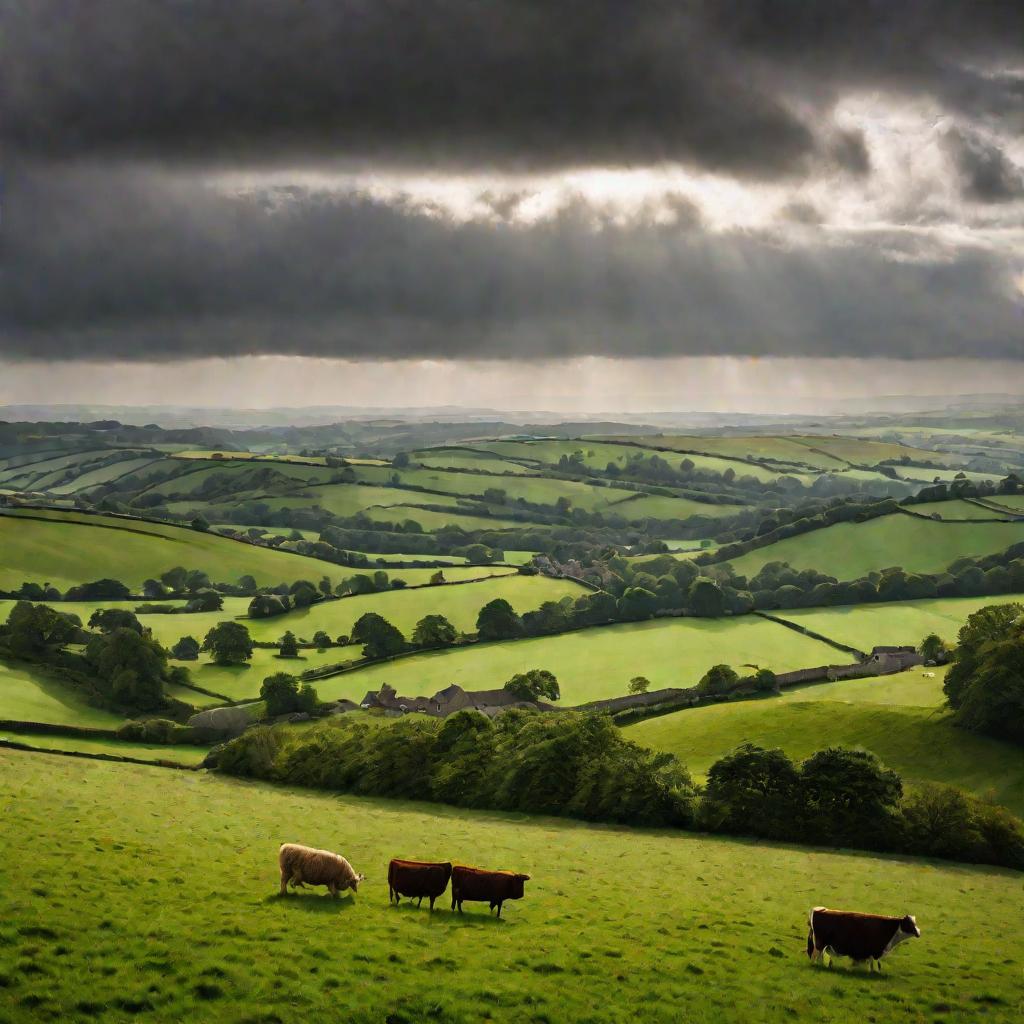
<box><xmin>724</xmin><ymin>513</ymin><xmax>1024</xmax><ymax>579</ymax></box>
<box><xmin>313</xmin><ymin>615</ymin><xmax>838</xmax><ymax>705</ymax></box>
<box><xmin>774</xmin><ymin>594</ymin><xmax>1024</xmax><ymax>651</ymax></box>
<box><xmin>2</xmin><ymin>749</ymin><xmax>1020</xmax><ymax>1023</ymax></box>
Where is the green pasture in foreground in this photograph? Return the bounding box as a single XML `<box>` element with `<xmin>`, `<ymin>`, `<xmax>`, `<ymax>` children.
<box><xmin>775</xmin><ymin>594</ymin><xmax>1024</xmax><ymax>651</ymax></box>
<box><xmin>2</xmin><ymin>750</ymin><xmax>1020</xmax><ymax>1024</ymax></box>
<box><xmin>724</xmin><ymin>512</ymin><xmax>1024</xmax><ymax>580</ymax></box>
<box><xmin>0</xmin><ymin>509</ymin><xmax>343</xmax><ymax>591</ymax></box>
<box><xmin>0</xmin><ymin>658</ymin><xmax>126</xmax><ymax>727</ymax></box>
<box><xmin>628</xmin><ymin>693</ymin><xmax>1024</xmax><ymax>816</ymax></box>
<box><xmin>313</xmin><ymin>615</ymin><xmax>838</xmax><ymax>705</ymax></box>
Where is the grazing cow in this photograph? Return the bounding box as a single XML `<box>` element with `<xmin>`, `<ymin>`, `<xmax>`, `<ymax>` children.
<box><xmin>807</xmin><ymin>907</ymin><xmax>920</xmax><ymax>971</ymax></box>
<box><xmin>278</xmin><ymin>843</ymin><xmax>365</xmax><ymax>897</ymax></box>
<box><xmin>450</xmin><ymin>865</ymin><xmax>530</xmax><ymax>918</ymax></box>
<box><xmin>388</xmin><ymin>859</ymin><xmax>453</xmax><ymax>911</ymax></box>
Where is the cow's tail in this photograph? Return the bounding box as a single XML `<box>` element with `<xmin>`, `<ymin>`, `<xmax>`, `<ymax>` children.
<box><xmin>807</xmin><ymin>907</ymin><xmax>825</xmax><ymax>960</ymax></box>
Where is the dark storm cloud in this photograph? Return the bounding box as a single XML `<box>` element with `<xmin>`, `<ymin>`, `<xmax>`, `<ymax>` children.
<box><xmin>3</xmin><ymin>1</ymin><xmax>1021</xmax><ymax>176</ymax></box>
<box><xmin>944</xmin><ymin>127</ymin><xmax>1024</xmax><ymax>203</ymax></box>
<box><xmin>2</xmin><ymin>165</ymin><xmax>1019</xmax><ymax>363</ymax></box>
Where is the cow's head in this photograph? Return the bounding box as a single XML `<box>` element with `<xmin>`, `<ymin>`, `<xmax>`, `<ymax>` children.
<box><xmin>900</xmin><ymin>915</ymin><xmax>920</xmax><ymax>938</ymax></box>
<box><xmin>350</xmin><ymin>873</ymin><xmax>366</xmax><ymax>892</ymax></box>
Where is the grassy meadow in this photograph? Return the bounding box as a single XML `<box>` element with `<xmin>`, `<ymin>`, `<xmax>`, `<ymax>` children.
<box><xmin>724</xmin><ymin>512</ymin><xmax>1024</xmax><ymax>579</ymax></box>
<box><xmin>774</xmin><ymin>594</ymin><xmax>1024</xmax><ymax>651</ymax></box>
<box><xmin>0</xmin><ymin>658</ymin><xmax>126</xmax><ymax>727</ymax></box>
<box><xmin>2</xmin><ymin>748</ymin><xmax>1021</xmax><ymax>1024</ymax></box>
<box><xmin>0</xmin><ymin>510</ymin><xmax>344</xmax><ymax>591</ymax></box>
<box><xmin>313</xmin><ymin>615</ymin><xmax>839</xmax><ymax>705</ymax></box>
<box><xmin>908</xmin><ymin>499</ymin><xmax>1014</xmax><ymax>520</ymax></box>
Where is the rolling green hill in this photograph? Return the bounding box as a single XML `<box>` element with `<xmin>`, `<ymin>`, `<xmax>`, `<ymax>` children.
<box><xmin>312</xmin><ymin>615</ymin><xmax>839</xmax><ymax>705</ymax></box>
<box><xmin>0</xmin><ymin>509</ymin><xmax>344</xmax><ymax>591</ymax></box>
<box><xmin>723</xmin><ymin>512</ymin><xmax>1024</xmax><ymax>579</ymax></box>
<box><xmin>1</xmin><ymin>749</ymin><xmax>1019</xmax><ymax>1023</ymax></box>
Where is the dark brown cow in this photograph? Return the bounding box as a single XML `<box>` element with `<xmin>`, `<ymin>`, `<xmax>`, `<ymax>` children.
<box><xmin>450</xmin><ymin>865</ymin><xmax>530</xmax><ymax>917</ymax></box>
<box><xmin>388</xmin><ymin>859</ymin><xmax>452</xmax><ymax>911</ymax></box>
<box><xmin>807</xmin><ymin>907</ymin><xmax>920</xmax><ymax>971</ymax></box>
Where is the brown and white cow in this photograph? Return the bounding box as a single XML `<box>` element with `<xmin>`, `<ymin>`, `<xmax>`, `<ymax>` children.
<box><xmin>278</xmin><ymin>843</ymin><xmax>365</xmax><ymax>897</ymax></box>
<box><xmin>388</xmin><ymin>859</ymin><xmax>453</xmax><ymax>911</ymax></box>
<box><xmin>450</xmin><ymin>865</ymin><xmax>530</xmax><ymax>918</ymax></box>
<box><xmin>807</xmin><ymin>907</ymin><xmax>920</xmax><ymax>971</ymax></box>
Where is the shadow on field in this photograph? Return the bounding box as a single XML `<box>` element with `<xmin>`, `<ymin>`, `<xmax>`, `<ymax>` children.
<box><xmin>386</xmin><ymin>903</ymin><xmax>508</xmax><ymax>928</ymax></box>
<box><xmin>264</xmin><ymin>892</ymin><xmax>356</xmax><ymax>914</ymax></box>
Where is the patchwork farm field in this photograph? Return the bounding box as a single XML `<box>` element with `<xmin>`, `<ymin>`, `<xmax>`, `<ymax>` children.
<box><xmin>471</xmin><ymin>438</ymin><xmax>814</xmax><ymax>483</ymax></box>
<box><xmin>313</xmin><ymin>615</ymin><xmax>839</xmax><ymax>705</ymax></box>
<box><xmin>775</xmin><ymin>594</ymin><xmax>1024</xmax><ymax>651</ymax></box>
<box><xmin>0</xmin><ymin>510</ymin><xmax>343</xmax><ymax>591</ymax></box>
<box><xmin>723</xmin><ymin>512</ymin><xmax>1024</xmax><ymax>579</ymax></box>
<box><xmin>2</xmin><ymin>749</ymin><xmax>1021</xmax><ymax>1024</ymax></box>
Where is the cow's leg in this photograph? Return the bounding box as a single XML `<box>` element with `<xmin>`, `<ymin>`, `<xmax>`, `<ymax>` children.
<box><xmin>429</xmin><ymin>895</ymin><xmax>436</xmax><ymax>912</ymax></box>
<box><xmin>417</xmin><ymin>896</ymin><xmax>423</xmax><ymax>908</ymax></box>
<box><xmin>280</xmin><ymin>866</ymin><xmax>290</xmax><ymax>895</ymax></box>
<box><xmin>328</xmin><ymin>882</ymin><xmax>339</xmax><ymax>898</ymax></box>
<box><xmin>495</xmin><ymin>901</ymin><xmax>502</xmax><ymax>919</ymax></box>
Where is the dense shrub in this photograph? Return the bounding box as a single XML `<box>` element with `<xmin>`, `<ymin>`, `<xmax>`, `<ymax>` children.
<box><xmin>117</xmin><ymin>718</ymin><xmax>200</xmax><ymax>744</ymax></box>
<box><xmin>260</xmin><ymin>672</ymin><xmax>318</xmax><ymax>716</ymax></box>
<box><xmin>216</xmin><ymin>710</ymin><xmax>696</xmax><ymax>828</ymax></box>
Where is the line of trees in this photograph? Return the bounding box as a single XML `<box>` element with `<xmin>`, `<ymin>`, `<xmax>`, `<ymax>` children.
<box><xmin>212</xmin><ymin>712</ymin><xmax>1024</xmax><ymax>870</ymax></box>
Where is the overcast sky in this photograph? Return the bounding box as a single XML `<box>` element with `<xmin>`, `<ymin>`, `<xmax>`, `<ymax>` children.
<box><xmin>3</xmin><ymin>1</ymin><xmax>1023</xmax><ymax>412</ymax></box>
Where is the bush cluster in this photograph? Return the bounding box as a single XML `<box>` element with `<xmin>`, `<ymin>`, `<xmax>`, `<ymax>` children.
<box><xmin>215</xmin><ymin>710</ymin><xmax>696</xmax><ymax>828</ymax></box>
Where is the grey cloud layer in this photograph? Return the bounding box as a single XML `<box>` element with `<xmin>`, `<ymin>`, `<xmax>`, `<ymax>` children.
<box><xmin>3</xmin><ymin>167</ymin><xmax>1019</xmax><ymax>362</ymax></box>
<box><xmin>4</xmin><ymin>1</ymin><xmax>1022</xmax><ymax>176</ymax></box>
<box><xmin>4</xmin><ymin>2</ymin><xmax>1023</xmax><ymax>365</ymax></box>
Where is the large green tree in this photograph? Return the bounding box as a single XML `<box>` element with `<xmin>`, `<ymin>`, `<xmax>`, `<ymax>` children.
<box><xmin>201</xmin><ymin>621</ymin><xmax>254</xmax><ymax>666</ymax></box>
<box><xmin>412</xmin><ymin>614</ymin><xmax>457</xmax><ymax>649</ymax></box>
<box><xmin>351</xmin><ymin>612</ymin><xmax>406</xmax><ymax>660</ymax></box>
<box><xmin>504</xmin><ymin>668</ymin><xmax>560</xmax><ymax>702</ymax></box>
<box><xmin>85</xmin><ymin>628</ymin><xmax>170</xmax><ymax>711</ymax></box>
<box><xmin>476</xmin><ymin>599</ymin><xmax>522</xmax><ymax>641</ymax></box>
<box><xmin>3</xmin><ymin>602</ymin><xmax>79</xmax><ymax>657</ymax></box>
